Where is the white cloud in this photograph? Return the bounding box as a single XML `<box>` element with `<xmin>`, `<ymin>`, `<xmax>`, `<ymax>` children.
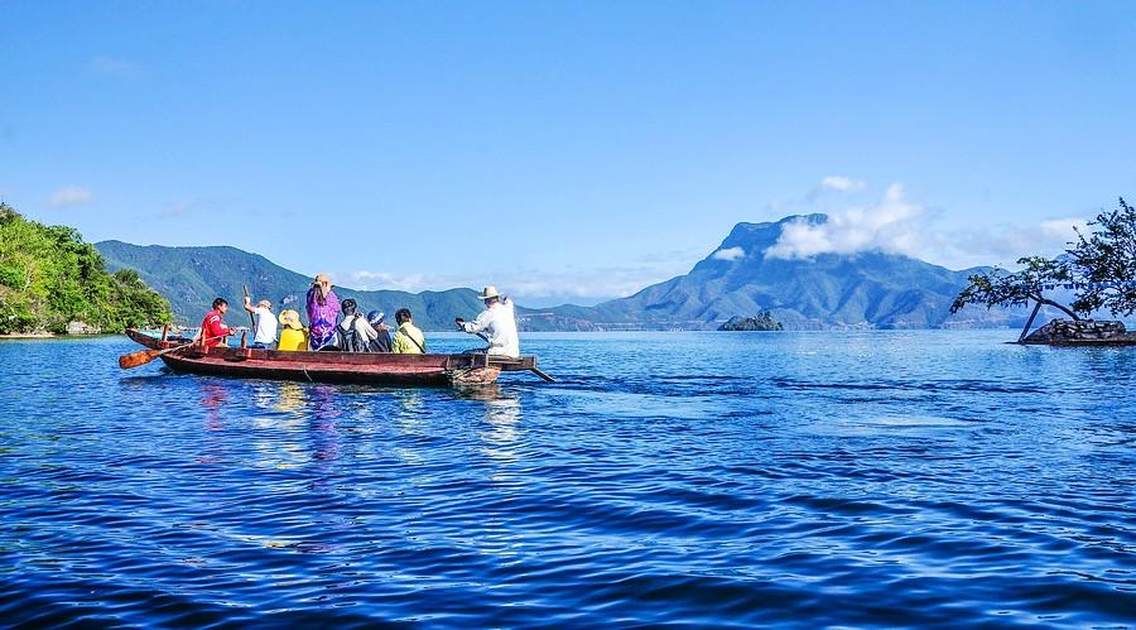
<box><xmin>820</xmin><ymin>176</ymin><xmax>866</xmax><ymax>192</ymax></box>
<box><xmin>765</xmin><ymin>181</ymin><xmax>1089</xmax><ymax>269</ymax></box>
<box><xmin>338</xmin><ymin>179</ymin><xmax>1096</xmax><ymax>302</ymax></box>
<box><xmin>766</xmin><ymin>183</ymin><xmax>924</xmax><ymax>259</ymax></box>
<box><xmin>48</xmin><ymin>186</ymin><xmax>94</xmax><ymax>208</ymax></box>
<box><xmin>926</xmin><ymin>217</ymin><xmax>1088</xmax><ymax>270</ymax></box>
<box><xmin>1039</xmin><ymin>217</ymin><xmax>1089</xmax><ymax>240</ymax></box>
<box><xmin>343</xmin><ymin>254</ymin><xmax>696</xmax><ymax>305</ymax></box>
<box><xmin>711</xmin><ymin>246</ymin><xmax>745</xmax><ymax>261</ymax></box>
<box><xmin>88</xmin><ymin>56</ymin><xmax>142</xmax><ymax>78</ymax></box>
<box><xmin>349</xmin><ymin>271</ymin><xmax>434</xmax><ymax>293</ymax></box>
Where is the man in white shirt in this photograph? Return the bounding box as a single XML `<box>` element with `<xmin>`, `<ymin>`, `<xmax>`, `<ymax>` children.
<box><xmin>243</xmin><ymin>296</ymin><xmax>278</xmax><ymax>348</ymax></box>
<box><xmin>456</xmin><ymin>286</ymin><xmax>520</xmax><ymax>358</ymax></box>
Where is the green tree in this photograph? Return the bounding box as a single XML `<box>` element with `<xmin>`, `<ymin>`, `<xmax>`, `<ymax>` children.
<box><xmin>1067</xmin><ymin>197</ymin><xmax>1136</xmax><ymax>316</ymax></box>
<box><xmin>951</xmin><ymin>197</ymin><xmax>1136</xmax><ymax>342</ymax></box>
<box><xmin>0</xmin><ymin>202</ymin><xmax>172</xmax><ymax>334</ymax></box>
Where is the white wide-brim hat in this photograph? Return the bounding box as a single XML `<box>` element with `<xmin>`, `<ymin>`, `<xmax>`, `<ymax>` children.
<box><xmin>477</xmin><ymin>286</ymin><xmax>500</xmax><ymax>300</ymax></box>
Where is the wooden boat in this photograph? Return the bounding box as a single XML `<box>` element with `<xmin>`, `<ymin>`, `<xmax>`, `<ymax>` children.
<box><xmin>124</xmin><ymin>328</ymin><xmax>551</xmax><ymax>387</ymax></box>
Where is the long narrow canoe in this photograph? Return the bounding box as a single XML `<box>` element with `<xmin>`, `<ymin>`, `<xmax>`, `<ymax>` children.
<box><xmin>124</xmin><ymin>328</ymin><xmax>548</xmax><ymax>387</ymax></box>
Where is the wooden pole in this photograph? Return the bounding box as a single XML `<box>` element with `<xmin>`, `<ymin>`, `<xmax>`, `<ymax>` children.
<box><xmin>243</xmin><ymin>285</ymin><xmax>256</xmax><ymax>328</ymax></box>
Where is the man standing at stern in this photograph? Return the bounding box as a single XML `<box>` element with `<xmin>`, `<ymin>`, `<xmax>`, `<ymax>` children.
<box><xmin>456</xmin><ymin>286</ymin><xmax>520</xmax><ymax>358</ymax></box>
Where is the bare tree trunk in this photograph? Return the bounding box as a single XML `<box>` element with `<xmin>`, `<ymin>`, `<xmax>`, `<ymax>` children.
<box><xmin>1018</xmin><ymin>301</ymin><xmax>1042</xmax><ymax>343</ymax></box>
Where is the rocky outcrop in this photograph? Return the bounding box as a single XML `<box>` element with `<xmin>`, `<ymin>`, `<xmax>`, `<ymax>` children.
<box><xmin>718</xmin><ymin>313</ymin><xmax>784</xmax><ymax>331</ymax></box>
<box><xmin>1021</xmin><ymin>319</ymin><xmax>1130</xmax><ymax>344</ymax></box>
<box><xmin>65</xmin><ymin>321</ymin><xmax>100</xmax><ymax>335</ymax></box>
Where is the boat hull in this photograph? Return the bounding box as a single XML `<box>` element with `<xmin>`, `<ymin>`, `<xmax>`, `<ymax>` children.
<box><xmin>126</xmin><ymin>329</ymin><xmax>502</xmax><ymax>387</ymax></box>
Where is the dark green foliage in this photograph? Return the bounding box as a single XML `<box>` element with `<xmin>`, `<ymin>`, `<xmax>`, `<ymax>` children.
<box><xmin>0</xmin><ymin>203</ymin><xmax>172</xmax><ymax>334</ymax></box>
<box><xmin>950</xmin><ymin>256</ymin><xmax>1078</xmax><ymax>320</ymax></box>
<box><xmin>1067</xmin><ymin>197</ymin><xmax>1136</xmax><ymax>316</ymax></box>
<box><xmin>952</xmin><ymin>197</ymin><xmax>1136</xmax><ymax>323</ymax></box>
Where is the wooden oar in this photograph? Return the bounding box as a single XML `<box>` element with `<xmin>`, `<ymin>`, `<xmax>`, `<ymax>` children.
<box><xmin>529</xmin><ymin>366</ymin><xmax>557</xmax><ymax>383</ymax></box>
<box><xmin>473</xmin><ymin>330</ymin><xmax>556</xmax><ymax>382</ymax></box>
<box><xmin>243</xmin><ymin>285</ymin><xmax>256</xmax><ymax>328</ymax></box>
<box><xmin>118</xmin><ymin>335</ymin><xmax>224</xmax><ymax>370</ymax></box>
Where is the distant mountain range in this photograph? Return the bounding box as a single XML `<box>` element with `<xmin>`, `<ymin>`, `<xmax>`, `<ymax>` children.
<box><xmin>96</xmin><ymin>214</ymin><xmax>1032</xmax><ymax>331</ymax></box>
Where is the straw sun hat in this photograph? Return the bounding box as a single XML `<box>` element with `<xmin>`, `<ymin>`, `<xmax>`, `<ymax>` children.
<box><xmin>278</xmin><ymin>309</ymin><xmax>303</xmax><ymax>330</ymax></box>
<box><xmin>477</xmin><ymin>286</ymin><xmax>500</xmax><ymax>300</ymax></box>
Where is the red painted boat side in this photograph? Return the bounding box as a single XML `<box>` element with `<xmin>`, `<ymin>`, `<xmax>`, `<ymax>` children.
<box><xmin>124</xmin><ymin>328</ymin><xmax>501</xmax><ymax>387</ymax></box>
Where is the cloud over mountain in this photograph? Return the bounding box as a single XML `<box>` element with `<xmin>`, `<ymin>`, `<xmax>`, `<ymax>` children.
<box><xmin>766</xmin><ymin>183</ymin><xmax>923</xmax><ymax>259</ymax></box>
<box><xmin>711</xmin><ymin>246</ymin><xmax>745</xmax><ymax>261</ymax></box>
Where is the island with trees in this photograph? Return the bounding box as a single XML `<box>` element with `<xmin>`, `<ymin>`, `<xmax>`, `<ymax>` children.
<box><xmin>0</xmin><ymin>203</ymin><xmax>172</xmax><ymax>336</ymax></box>
<box><xmin>951</xmin><ymin>197</ymin><xmax>1136</xmax><ymax>345</ymax></box>
<box><xmin>718</xmin><ymin>311</ymin><xmax>784</xmax><ymax>331</ymax></box>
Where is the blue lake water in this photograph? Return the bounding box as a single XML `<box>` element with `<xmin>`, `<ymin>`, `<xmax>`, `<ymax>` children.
<box><xmin>1</xmin><ymin>330</ymin><xmax>1135</xmax><ymax>627</ymax></box>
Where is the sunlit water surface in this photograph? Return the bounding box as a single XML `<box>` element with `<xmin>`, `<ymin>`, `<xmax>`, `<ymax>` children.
<box><xmin>1</xmin><ymin>331</ymin><xmax>1135</xmax><ymax>627</ymax></box>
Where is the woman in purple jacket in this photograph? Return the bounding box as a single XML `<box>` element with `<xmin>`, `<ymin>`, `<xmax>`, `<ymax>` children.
<box><xmin>306</xmin><ymin>273</ymin><xmax>341</xmax><ymax>350</ymax></box>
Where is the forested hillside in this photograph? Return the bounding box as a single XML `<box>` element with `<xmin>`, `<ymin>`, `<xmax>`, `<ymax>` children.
<box><xmin>0</xmin><ymin>203</ymin><xmax>172</xmax><ymax>334</ymax></box>
<box><xmin>96</xmin><ymin>240</ymin><xmax>493</xmax><ymax>330</ymax></box>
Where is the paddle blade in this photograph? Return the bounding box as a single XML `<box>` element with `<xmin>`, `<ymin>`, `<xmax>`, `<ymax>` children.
<box><xmin>118</xmin><ymin>349</ymin><xmax>161</xmax><ymax>369</ymax></box>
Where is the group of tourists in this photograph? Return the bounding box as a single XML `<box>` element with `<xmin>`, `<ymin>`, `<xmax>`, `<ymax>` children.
<box><xmin>197</xmin><ymin>273</ymin><xmax>519</xmax><ymax>358</ymax></box>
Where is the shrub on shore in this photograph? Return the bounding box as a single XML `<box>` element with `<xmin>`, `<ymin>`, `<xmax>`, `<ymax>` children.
<box><xmin>0</xmin><ymin>203</ymin><xmax>172</xmax><ymax>334</ymax></box>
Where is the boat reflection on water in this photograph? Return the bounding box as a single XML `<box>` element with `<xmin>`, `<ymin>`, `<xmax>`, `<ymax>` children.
<box><xmin>249</xmin><ymin>381</ymin><xmax>307</xmax><ymax>470</ymax></box>
<box><xmin>457</xmin><ymin>384</ymin><xmax>524</xmax><ymax>466</ymax></box>
<box><xmin>199</xmin><ymin>382</ymin><xmax>228</xmax><ymax>432</ymax></box>
<box><xmin>308</xmin><ymin>385</ymin><xmax>343</xmax><ymax>466</ymax></box>
<box><xmin>390</xmin><ymin>388</ymin><xmax>427</xmax><ymax>467</ymax></box>
<box><xmin>273</xmin><ymin>381</ymin><xmax>306</xmax><ymax>417</ymax></box>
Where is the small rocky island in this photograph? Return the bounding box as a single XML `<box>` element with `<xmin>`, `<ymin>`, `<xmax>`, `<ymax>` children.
<box><xmin>718</xmin><ymin>312</ymin><xmax>783</xmax><ymax>331</ymax></box>
<box><xmin>1021</xmin><ymin>319</ymin><xmax>1136</xmax><ymax>345</ymax></box>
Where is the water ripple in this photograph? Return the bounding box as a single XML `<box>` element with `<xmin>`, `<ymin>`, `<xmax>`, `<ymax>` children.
<box><xmin>1</xmin><ymin>331</ymin><xmax>1135</xmax><ymax>627</ymax></box>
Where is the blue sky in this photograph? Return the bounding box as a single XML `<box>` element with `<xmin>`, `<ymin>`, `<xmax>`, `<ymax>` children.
<box><xmin>2</xmin><ymin>2</ymin><xmax>1134</xmax><ymax>305</ymax></box>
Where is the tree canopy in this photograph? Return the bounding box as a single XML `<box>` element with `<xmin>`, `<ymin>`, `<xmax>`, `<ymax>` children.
<box><xmin>0</xmin><ymin>203</ymin><xmax>172</xmax><ymax>334</ymax></box>
<box><xmin>951</xmin><ymin>197</ymin><xmax>1136</xmax><ymax>338</ymax></box>
<box><xmin>1067</xmin><ymin>197</ymin><xmax>1136</xmax><ymax>316</ymax></box>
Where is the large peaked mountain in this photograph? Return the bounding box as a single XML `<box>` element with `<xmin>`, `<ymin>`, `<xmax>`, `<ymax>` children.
<box><xmin>530</xmin><ymin>214</ymin><xmax>1026</xmax><ymax>330</ymax></box>
<box><xmin>97</xmin><ymin>215</ymin><xmax>1028</xmax><ymax>331</ymax></box>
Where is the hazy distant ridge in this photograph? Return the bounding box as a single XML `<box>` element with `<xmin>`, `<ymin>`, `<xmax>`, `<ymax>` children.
<box><xmin>97</xmin><ymin>215</ymin><xmax>1029</xmax><ymax>331</ymax></box>
<box><xmin>534</xmin><ymin>215</ymin><xmax>1027</xmax><ymax>330</ymax></box>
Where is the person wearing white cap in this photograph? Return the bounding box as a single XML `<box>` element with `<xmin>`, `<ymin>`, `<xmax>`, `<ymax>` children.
<box><xmin>456</xmin><ymin>286</ymin><xmax>520</xmax><ymax>358</ymax></box>
<box><xmin>242</xmin><ymin>295</ymin><xmax>278</xmax><ymax>349</ymax></box>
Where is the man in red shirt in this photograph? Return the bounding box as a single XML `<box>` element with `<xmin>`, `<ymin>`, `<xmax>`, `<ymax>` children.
<box><xmin>200</xmin><ymin>297</ymin><xmax>237</xmax><ymax>348</ymax></box>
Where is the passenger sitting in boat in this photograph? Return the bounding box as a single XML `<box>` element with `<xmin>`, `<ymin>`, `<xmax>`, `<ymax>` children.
<box><xmin>199</xmin><ymin>297</ymin><xmax>238</xmax><ymax>348</ymax></box>
<box><xmin>333</xmin><ymin>298</ymin><xmax>381</xmax><ymax>352</ymax></box>
<box><xmin>456</xmin><ymin>286</ymin><xmax>519</xmax><ymax>358</ymax></box>
<box><xmin>392</xmin><ymin>308</ymin><xmax>426</xmax><ymax>354</ymax></box>
<box><xmin>242</xmin><ymin>296</ymin><xmax>277</xmax><ymax>349</ymax></box>
<box><xmin>306</xmin><ymin>273</ymin><xmax>340</xmax><ymax>351</ymax></box>
<box><xmin>277</xmin><ymin>309</ymin><xmax>308</xmax><ymax>351</ymax></box>
<box><xmin>367</xmin><ymin>310</ymin><xmax>394</xmax><ymax>353</ymax></box>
